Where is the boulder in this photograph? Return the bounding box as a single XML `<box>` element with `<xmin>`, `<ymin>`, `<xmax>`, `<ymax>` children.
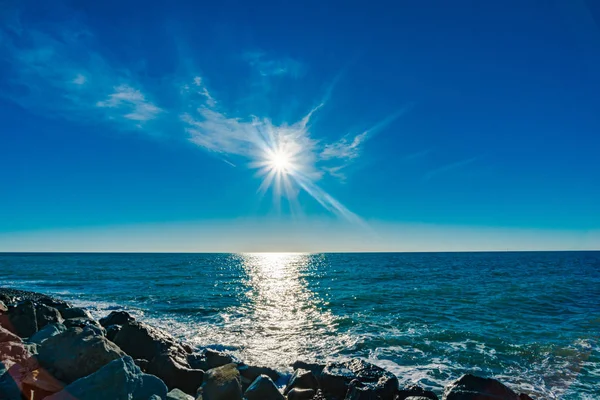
<box><xmin>238</xmin><ymin>364</ymin><xmax>280</xmax><ymax>391</ymax></box>
<box><xmin>397</xmin><ymin>385</ymin><xmax>439</xmax><ymax>400</ymax></box>
<box><xmin>113</xmin><ymin>321</ymin><xmax>186</xmax><ymax>361</ymax></box>
<box><xmin>292</xmin><ymin>360</ymin><xmax>326</xmax><ymax>377</ymax></box>
<box><xmin>63</xmin><ymin>317</ymin><xmax>105</xmax><ymax>336</ymax></box>
<box><xmin>37</xmin><ymin>327</ymin><xmax>125</xmax><ymax>383</ymax></box>
<box><xmin>320</xmin><ymin>359</ymin><xmax>398</xmax><ymax>400</ymax></box>
<box><xmin>44</xmin><ymin>355</ymin><xmax>168</xmax><ymax>400</ymax></box>
<box><xmin>518</xmin><ymin>395</ymin><xmax>534</xmax><ymax>400</ymax></box>
<box><xmin>21</xmin><ymin>366</ymin><xmax>66</xmax><ymax>399</ymax></box>
<box><xmin>286</xmin><ymin>388</ymin><xmax>316</xmax><ymax>400</ymax></box>
<box><xmin>147</xmin><ymin>352</ymin><xmax>204</xmax><ymax>395</ymax></box>
<box><xmin>58</xmin><ymin>307</ymin><xmax>92</xmax><ymax>320</ymax></box>
<box><xmin>197</xmin><ymin>363</ymin><xmax>242</xmax><ymax>400</ymax></box>
<box><xmin>99</xmin><ymin>310</ymin><xmax>135</xmax><ymax>327</ymax></box>
<box><xmin>443</xmin><ymin>374</ymin><xmax>518</xmax><ymax>400</ymax></box>
<box><xmin>0</xmin><ymin>363</ymin><xmax>22</xmax><ymax>400</ymax></box>
<box><xmin>0</xmin><ymin>341</ymin><xmax>31</xmax><ymax>365</ymax></box>
<box><xmin>28</xmin><ymin>322</ymin><xmax>67</xmax><ymax>344</ymax></box>
<box><xmin>405</xmin><ymin>397</ymin><xmax>436</xmax><ymax>400</ymax></box>
<box><xmin>168</xmin><ymin>388</ymin><xmax>195</xmax><ymax>400</ymax></box>
<box><xmin>35</xmin><ymin>304</ymin><xmax>63</xmax><ymax>329</ymax></box>
<box><xmin>135</xmin><ymin>358</ymin><xmax>150</xmax><ymax>372</ymax></box>
<box><xmin>3</xmin><ymin>300</ymin><xmax>38</xmax><ymax>338</ymax></box>
<box><xmin>0</xmin><ymin>325</ymin><xmax>22</xmax><ymax>343</ymax></box>
<box><xmin>243</xmin><ymin>375</ymin><xmax>284</xmax><ymax>400</ymax></box>
<box><xmin>284</xmin><ymin>368</ymin><xmax>320</xmax><ymax>394</ymax></box>
<box><xmin>106</xmin><ymin>324</ymin><xmax>122</xmax><ymax>341</ymax></box>
<box><xmin>204</xmin><ymin>349</ymin><xmax>235</xmax><ymax>369</ymax></box>
<box><xmin>0</xmin><ymin>300</ymin><xmax>7</xmax><ymax>313</ymax></box>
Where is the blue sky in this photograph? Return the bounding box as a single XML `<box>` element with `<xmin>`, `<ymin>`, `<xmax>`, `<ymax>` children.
<box><xmin>1</xmin><ymin>0</ymin><xmax>599</xmax><ymax>252</ymax></box>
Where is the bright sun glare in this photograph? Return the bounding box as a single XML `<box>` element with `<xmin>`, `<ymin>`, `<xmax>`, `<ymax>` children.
<box><xmin>269</xmin><ymin>151</ymin><xmax>291</xmax><ymax>173</ymax></box>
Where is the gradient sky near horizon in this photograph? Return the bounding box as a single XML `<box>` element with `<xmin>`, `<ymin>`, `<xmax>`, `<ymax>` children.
<box><xmin>1</xmin><ymin>0</ymin><xmax>599</xmax><ymax>252</ymax></box>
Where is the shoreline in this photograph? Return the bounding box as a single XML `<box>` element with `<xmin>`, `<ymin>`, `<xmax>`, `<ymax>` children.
<box><xmin>1</xmin><ymin>287</ymin><xmax>536</xmax><ymax>400</ymax></box>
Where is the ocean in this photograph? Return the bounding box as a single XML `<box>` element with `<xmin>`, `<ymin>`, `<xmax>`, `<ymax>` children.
<box><xmin>1</xmin><ymin>252</ymin><xmax>598</xmax><ymax>398</ymax></box>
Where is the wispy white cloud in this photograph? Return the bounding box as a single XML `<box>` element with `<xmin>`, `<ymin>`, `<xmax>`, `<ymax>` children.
<box><xmin>72</xmin><ymin>73</ymin><xmax>86</xmax><ymax>85</ymax></box>
<box><xmin>321</xmin><ymin>131</ymin><xmax>368</xmax><ymax>161</ymax></box>
<box><xmin>244</xmin><ymin>51</ymin><xmax>305</xmax><ymax>78</ymax></box>
<box><xmin>96</xmin><ymin>84</ymin><xmax>162</xmax><ymax>122</ymax></box>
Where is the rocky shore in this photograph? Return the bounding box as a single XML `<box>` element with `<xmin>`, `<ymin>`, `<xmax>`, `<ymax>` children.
<box><xmin>0</xmin><ymin>287</ymin><xmax>536</xmax><ymax>400</ymax></box>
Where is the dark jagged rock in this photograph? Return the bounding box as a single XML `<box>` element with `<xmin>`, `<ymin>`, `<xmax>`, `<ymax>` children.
<box><xmin>58</xmin><ymin>306</ymin><xmax>92</xmax><ymax>320</ymax></box>
<box><xmin>287</xmin><ymin>387</ymin><xmax>316</xmax><ymax>400</ymax></box>
<box><xmin>29</xmin><ymin>322</ymin><xmax>67</xmax><ymax>344</ymax></box>
<box><xmin>0</xmin><ymin>325</ymin><xmax>22</xmax><ymax>343</ymax></box>
<box><xmin>346</xmin><ymin>379</ymin><xmax>381</xmax><ymax>400</ymax></box>
<box><xmin>134</xmin><ymin>358</ymin><xmax>150</xmax><ymax>372</ymax></box>
<box><xmin>443</xmin><ymin>374</ymin><xmax>518</xmax><ymax>400</ymax></box>
<box><xmin>518</xmin><ymin>394</ymin><xmax>534</xmax><ymax>400</ymax></box>
<box><xmin>147</xmin><ymin>352</ymin><xmax>205</xmax><ymax>395</ymax></box>
<box><xmin>0</xmin><ymin>288</ymin><xmax>70</xmax><ymax>308</ymax></box>
<box><xmin>197</xmin><ymin>363</ymin><xmax>242</xmax><ymax>400</ymax></box>
<box><xmin>3</xmin><ymin>300</ymin><xmax>38</xmax><ymax>338</ymax></box>
<box><xmin>0</xmin><ymin>341</ymin><xmax>31</xmax><ymax>365</ymax></box>
<box><xmin>292</xmin><ymin>360</ymin><xmax>326</xmax><ymax>377</ymax></box>
<box><xmin>35</xmin><ymin>304</ymin><xmax>63</xmax><ymax>329</ymax></box>
<box><xmin>238</xmin><ymin>364</ymin><xmax>280</xmax><ymax>391</ymax></box>
<box><xmin>205</xmin><ymin>348</ymin><xmax>236</xmax><ymax>369</ymax></box>
<box><xmin>244</xmin><ymin>374</ymin><xmax>284</xmax><ymax>400</ymax></box>
<box><xmin>320</xmin><ymin>359</ymin><xmax>398</xmax><ymax>400</ymax></box>
<box><xmin>63</xmin><ymin>316</ymin><xmax>105</xmax><ymax>336</ymax></box>
<box><xmin>284</xmin><ymin>368</ymin><xmax>320</xmax><ymax>395</ymax></box>
<box><xmin>44</xmin><ymin>355</ymin><xmax>168</xmax><ymax>400</ymax></box>
<box><xmin>405</xmin><ymin>397</ymin><xmax>436</xmax><ymax>400</ymax></box>
<box><xmin>106</xmin><ymin>323</ymin><xmax>122</xmax><ymax>341</ymax></box>
<box><xmin>37</xmin><ymin>327</ymin><xmax>125</xmax><ymax>383</ymax></box>
<box><xmin>99</xmin><ymin>310</ymin><xmax>135</xmax><ymax>327</ymax></box>
<box><xmin>113</xmin><ymin>321</ymin><xmax>186</xmax><ymax>361</ymax></box>
<box><xmin>397</xmin><ymin>385</ymin><xmax>439</xmax><ymax>400</ymax></box>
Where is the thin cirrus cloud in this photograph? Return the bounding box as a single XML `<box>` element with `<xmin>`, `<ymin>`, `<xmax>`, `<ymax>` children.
<box><xmin>243</xmin><ymin>51</ymin><xmax>305</xmax><ymax>78</ymax></box>
<box><xmin>96</xmin><ymin>85</ymin><xmax>163</xmax><ymax>122</ymax></box>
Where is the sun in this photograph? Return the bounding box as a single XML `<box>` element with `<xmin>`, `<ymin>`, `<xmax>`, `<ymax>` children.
<box><xmin>269</xmin><ymin>151</ymin><xmax>291</xmax><ymax>173</ymax></box>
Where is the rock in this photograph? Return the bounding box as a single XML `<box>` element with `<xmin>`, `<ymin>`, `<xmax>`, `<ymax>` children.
<box><xmin>0</xmin><ymin>341</ymin><xmax>31</xmax><ymax>365</ymax></box>
<box><xmin>148</xmin><ymin>352</ymin><xmax>205</xmax><ymax>395</ymax></box>
<box><xmin>168</xmin><ymin>388</ymin><xmax>195</xmax><ymax>400</ymax></box>
<box><xmin>320</xmin><ymin>359</ymin><xmax>398</xmax><ymax>400</ymax></box>
<box><xmin>443</xmin><ymin>374</ymin><xmax>518</xmax><ymax>400</ymax></box>
<box><xmin>21</xmin><ymin>366</ymin><xmax>66</xmax><ymax>399</ymax></box>
<box><xmin>37</xmin><ymin>327</ymin><xmax>125</xmax><ymax>383</ymax></box>
<box><xmin>44</xmin><ymin>355</ymin><xmax>168</xmax><ymax>400</ymax></box>
<box><xmin>106</xmin><ymin>324</ymin><xmax>122</xmax><ymax>341</ymax></box>
<box><xmin>35</xmin><ymin>304</ymin><xmax>63</xmax><ymax>329</ymax></box>
<box><xmin>113</xmin><ymin>321</ymin><xmax>186</xmax><ymax>361</ymax></box>
<box><xmin>99</xmin><ymin>310</ymin><xmax>135</xmax><ymax>327</ymax></box>
<box><xmin>243</xmin><ymin>374</ymin><xmax>283</xmax><ymax>400</ymax></box>
<box><xmin>4</xmin><ymin>300</ymin><xmax>38</xmax><ymax>338</ymax></box>
<box><xmin>135</xmin><ymin>358</ymin><xmax>150</xmax><ymax>372</ymax></box>
<box><xmin>346</xmin><ymin>379</ymin><xmax>379</xmax><ymax>400</ymax></box>
<box><xmin>518</xmin><ymin>395</ymin><xmax>534</xmax><ymax>400</ymax></box>
<box><xmin>286</xmin><ymin>388</ymin><xmax>316</xmax><ymax>400</ymax></box>
<box><xmin>405</xmin><ymin>397</ymin><xmax>435</xmax><ymax>400</ymax></box>
<box><xmin>63</xmin><ymin>317</ymin><xmax>105</xmax><ymax>336</ymax></box>
<box><xmin>0</xmin><ymin>325</ymin><xmax>22</xmax><ymax>343</ymax></box>
<box><xmin>0</xmin><ymin>363</ymin><xmax>21</xmax><ymax>400</ymax></box>
<box><xmin>28</xmin><ymin>322</ymin><xmax>67</xmax><ymax>344</ymax></box>
<box><xmin>197</xmin><ymin>363</ymin><xmax>242</xmax><ymax>400</ymax></box>
<box><xmin>0</xmin><ymin>300</ymin><xmax>7</xmax><ymax>313</ymax></box>
<box><xmin>58</xmin><ymin>307</ymin><xmax>92</xmax><ymax>320</ymax></box>
<box><xmin>285</xmin><ymin>368</ymin><xmax>320</xmax><ymax>395</ymax></box>
<box><xmin>397</xmin><ymin>385</ymin><xmax>439</xmax><ymax>400</ymax></box>
<box><xmin>205</xmin><ymin>348</ymin><xmax>235</xmax><ymax>369</ymax></box>
<box><xmin>292</xmin><ymin>360</ymin><xmax>326</xmax><ymax>377</ymax></box>
<box><xmin>238</xmin><ymin>364</ymin><xmax>280</xmax><ymax>391</ymax></box>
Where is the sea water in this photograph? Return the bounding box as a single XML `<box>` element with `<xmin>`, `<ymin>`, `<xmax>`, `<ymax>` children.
<box><xmin>1</xmin><ymin>252</ymin><xmax>598</xmax><ymax>398</ymax></box>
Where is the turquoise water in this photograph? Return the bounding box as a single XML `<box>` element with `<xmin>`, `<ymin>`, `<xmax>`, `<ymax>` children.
<box><xmin>1</xmin><ymin>252</ymin><xmax>599</xmax><ymax>398</ymax></box>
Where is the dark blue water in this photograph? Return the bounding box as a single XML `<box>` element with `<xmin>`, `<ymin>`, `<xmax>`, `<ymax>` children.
<box><xmin>1</xmin><ymin>252</ymin><xmax>599</xmax><ymax>399</ymax></box>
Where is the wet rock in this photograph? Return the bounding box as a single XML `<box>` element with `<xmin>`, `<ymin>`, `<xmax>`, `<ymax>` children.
<box><xmin>0</xmin><ymin>325</ymin><xmax>22</xmax><ymax>343</ymax></box>
<box><xmin>113</xmin><ymin>321</ymin><xmax>186</xmax><ymax>361</ymax></box>
<box><xmin>405</xmin><ymin>397</ymin><xmax>436</xmax><ymax>400</ymax></box>
<box><xmin>0</xmin><ymin>300</ymin><xmax>7</xmax><ymax>313</ymax></box>
<box><xmin>106</xmin><ymin>323</ymin><xmax>122</xmax><ymax>341</ymax></box>
<box><xmin>63</xmin><ymin>317</ymin><xmax>105</xmax><ymax>336</ymax></box>
<box><xmin>292</xmin><ymin>360</ymin><xmax>326</xmax><ymax>377</ymax></box>
<box><xmin>58</xmin><ymin>306</ymin><xmax>92</xmax><ymax>320</ymax></box>
<box><xmin>0</xmin><ymin>364</ymin><xmax>21</xmax><ymax>400</ymax></box>
<box><xmin>244</xmin><ymin>374</ymin><xmax>284</xmax><ymax>400</ymax></box>
<box><xmin>35</xmin><ymin>304</ymin><xmax>63</xmax><ymax>329</ymax></box>
<box><xmin>397</xmin><ymin>385</ymin><xmax>439</xmax><ymax>400</ymax></box>
<box><xmin>284</xmin><ymin>368</ymin><xmax>320</xmax><ymax>395</ymax></box>
<box><xmin>37</xmin><ymin>327</ymin><xmax>125</xmax><ymax>383</ymax></box>
<box><xmin>134</xmin><ymin>358</ymin><xmax>149</xmax><ymax>372</ymax></box>
<box><xmin>197</xmin><ymin>363</ymin><xmax>242</xmax><ymax>400</ymax></box>
<box><xmin>320</xmin><ymin>359</ymin><xmax>398</xmax><ymax>400</ymax></box>
<box><xmin>238</xmin><ymin>364</ymin><xmax>281</xmax><ymax>391</ymax></box>
<box><xmin>99</xmin><ymin>310</ymin><xmax>135</xmax><ymax>327</ymax></box>
<box><xmin>168</xmin><ymin>388</ymin><xmax>195</xmax><ymax>400</ymax></box>
<box><xmin>148</xmin><ymin>352</ymin><xmax>205</xmax><ymax>395</ymax></box>
<box><xmin>205</xmin><ymin>348</ymin><xmax>236</xmax><ymax>369</ymax></box>
<box><xmin>346</xmin><ymin>379</ymin><xmax>380</xmax><ymax>400</ymax></box>
<box><xmin>4</xmin><ymin>300</ymin><xmax>38</xmax><ymax>338</ymax></box>
<box><xmin>44</xmin><ymin>355</ymin><xmax>168</xmax><ymax>400</ymax></box>
<box><xmin>286</xmin><ymin>388</ymin><xmax>316</xmax><ymax>400</ymax></box>
<box><xmin>518</xmin><ymin>395</ymin><xmax>534</xmax><ymax>400</ymax></box>
<box><xmin>28</xmin><ymin>322</ymin><xmax>67</xmax><ymax>344</ymax></box>
<box><xmin>443</xmin><ymin>374</ymin><xmax>518</xmax><ymax>400</ymax></box>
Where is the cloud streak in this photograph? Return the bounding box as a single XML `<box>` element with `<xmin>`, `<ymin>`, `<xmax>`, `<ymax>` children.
<box><xmin>424</xmin><ymin>156</ymin><xmax>479</xmax><ymax>180</ymax></box>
